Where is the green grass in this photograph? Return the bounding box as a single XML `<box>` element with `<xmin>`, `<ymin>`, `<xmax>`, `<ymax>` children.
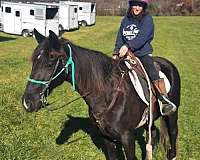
<box><xmin>0</xmin><ymin>16</ymin><xmax>200</xmax><ymax>160</ymax></box>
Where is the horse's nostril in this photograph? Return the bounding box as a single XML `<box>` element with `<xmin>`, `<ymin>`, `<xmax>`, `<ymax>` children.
<box><xmin>22</xmin><ymin>95</ymin><xmax>43</xmax><ymax>112</ymax></box>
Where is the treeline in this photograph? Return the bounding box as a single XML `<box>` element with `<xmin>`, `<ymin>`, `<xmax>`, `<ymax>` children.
<box><xmin>5</xmin><ymin>0</ymin><xmax>200</xmax><ymax>16</ymax></box>
<box><xmin>77</xmin><ymin>0</ymin><xmax>200</xmax><ymax>16</ymax></box>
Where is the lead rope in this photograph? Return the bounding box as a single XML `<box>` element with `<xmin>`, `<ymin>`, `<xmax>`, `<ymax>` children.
<box><xmin>136</xmin><ymin>57</ymin><xmax>153</xmax><ymax>160</ymax></box>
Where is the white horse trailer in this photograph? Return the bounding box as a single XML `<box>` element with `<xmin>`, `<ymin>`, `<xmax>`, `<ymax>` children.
<box><xmin>58</xmin><ymin>3</ymin><xmax>78</xmax><ymax>31</ymax></box>
<box><xmin>1</xmin><ymin>1</ymin><xmax>59</xmax><ymax>36</ymax></box>
<box><xmin>34</xmin><ymin>2</ymin><xmax>78</xmax><ymax>32</ymax></box>
<box><xmin>0</xmin><ymin>1</ymin><xmax>2</xmax><ymax>31</ymax></box>
<box><xmin>60</xmin><ymin>1</ymin><xmax>96</xmax><ymax>26</ymax></box>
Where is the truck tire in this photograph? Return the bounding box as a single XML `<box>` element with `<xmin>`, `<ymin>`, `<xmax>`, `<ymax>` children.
<box><xmin>59</xmin><ymin>24</ymin><xmax>64</xmax><ymax>36</ymax></box>
<box><xmin>81</xmin><ymin>21</ymin><xmax>87</xmax><ymax>27</ymax></box>
<box><xmin>59</xmin><ymin>24</ymin><xmax>64</xmax><ymax>32</ymax></box>
<box><xmin>22</xmin><ymin>30</ymin><xmax>30</xmax><ymax>37</ymax></box>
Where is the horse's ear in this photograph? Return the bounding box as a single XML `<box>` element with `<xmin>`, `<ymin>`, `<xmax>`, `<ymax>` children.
<box><xmin>49</xmin><ymin>30</ymin><xmax>61</xmax><ymax>50</ymax></box>
<box><xmin>33</xmin><ymin>29</ymin><xmax>46</xmax><ymax>44</ymax></box>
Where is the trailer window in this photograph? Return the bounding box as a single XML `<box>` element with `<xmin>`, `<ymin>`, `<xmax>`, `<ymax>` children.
<box><xmin>46</xmin><ymin>8</ymin><xmax>58</xmax><ymax>19</ymax></box>
<box><xmin>91</xmin><ymin>4</ymin><xmax>95</xmax><ymax>13</ymax></box>
<box><xmin>5</xmin><ymin>7</ymin><xmax>11</xmax><ymax>13</ymax></box>
<box><xmin>30</xmin><ymin>9</ymin><xmax>34</xmax><ymax>16</ymax></box>
<box><xmin>74</xmin><ymin>8</ymin><xmax>77</xmax><ymax>13</ymax></box>
<box><xmin>35</xmin><ymin>9</ymin><xmax>44</xmax><ymax>20</ymax></box>
<box><xmin>15</xmin><ymin>11</ymin><xmax>20</xmax><ymax>17</ymax></box>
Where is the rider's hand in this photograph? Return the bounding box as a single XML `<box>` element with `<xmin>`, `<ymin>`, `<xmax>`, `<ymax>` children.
<box><xmin>119</xmin><ymin>45</ymin><xmax>128</xmax><ymax>58</ymax></box>
<box><xmin>112</xmin><ymin>55</ymin><xmax>119</xmax><ymax>60</ymax></box>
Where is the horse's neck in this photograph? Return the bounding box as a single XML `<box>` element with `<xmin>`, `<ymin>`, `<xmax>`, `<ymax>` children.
<box><xmin>69</xmin><ymin>44</ymin><xmax>113</xmax><ymax>97</ymax></box>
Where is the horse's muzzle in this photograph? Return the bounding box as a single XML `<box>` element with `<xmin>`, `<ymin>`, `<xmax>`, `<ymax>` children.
<box><xmin>22</xmin><ymin>95</ymin><xmax>42</xmax><ymax>112</ymax></box>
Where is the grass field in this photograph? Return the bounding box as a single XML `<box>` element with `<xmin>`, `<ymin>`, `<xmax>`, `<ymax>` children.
<box><xmin>0</xmin><ymin>16</ymin><xmax>200</xmax><ymax>160</ymax></box>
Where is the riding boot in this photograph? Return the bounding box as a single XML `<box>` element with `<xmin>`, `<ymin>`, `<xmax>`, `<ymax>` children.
<box><xmin>153</xmin><ymin>78</ymin><xmax>177</xmax><ymax>116</ymax></box>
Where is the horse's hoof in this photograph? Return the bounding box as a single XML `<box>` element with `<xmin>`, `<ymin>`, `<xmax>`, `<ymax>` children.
<box><xmin>167</xmin><ymin>148</ymin><xmax>176</xmax><ymax>160</ymax></box>
<box><xmin>167</xmin><ymin>157</ymin><xmax>176</xmax><ymax>160</ymax></box>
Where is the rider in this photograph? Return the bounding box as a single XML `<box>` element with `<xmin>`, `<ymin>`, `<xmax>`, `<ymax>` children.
<box><xmin>113</xmin><ymin>0</ymin><xmax>176</xmax><ymax>115</ymax></box>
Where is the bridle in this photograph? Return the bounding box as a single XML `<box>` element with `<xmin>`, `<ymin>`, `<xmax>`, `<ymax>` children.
<box><xmin>27</xmin><ymin>44</ymin><xmax>76</xmax><ymax>107</ymax></box>
<box><xmin>26</xmin><ymin>43</ymin><xmax>128</xmax><ymax>111</ymax></box>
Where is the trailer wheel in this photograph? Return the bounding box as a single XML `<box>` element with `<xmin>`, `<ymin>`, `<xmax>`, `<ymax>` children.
<box><xmin>59</xmin><ymin>24</ymin><xmax>64</xmax><ymax>32</ymax></box>
<box><xmin>22</xmin><ymin>30</ymin><xmax>30</xmax><ymax>37</ymax></box>
<box><xmin>0</xmin><ymin>23</ymin><xmax>3</xmax><ymax>31</ymax></box>
<box><xmin>59</xmin><ymin>25</ymin><xmax>64</xmax><ymax>36</ymax></box>
<box><xmin>81</xmin><ymin>21</ymin><xmax>87</xmax><ymax>27</ymax></box>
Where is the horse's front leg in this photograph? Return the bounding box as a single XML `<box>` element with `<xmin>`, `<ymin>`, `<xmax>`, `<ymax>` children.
<box><xmin>103</xmin><ymin>138</ymin><xmax>123</xmax><ymax>160</ymax></box>
<box><xmin>121</xmin><ymin>131</ymin><xmax>137</xmax><ymax>160</ymax></box>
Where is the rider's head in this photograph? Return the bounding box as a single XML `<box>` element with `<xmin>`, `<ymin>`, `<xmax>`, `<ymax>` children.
<box><xmin>129</xmin><ymin>0</ymin><xmax>149</xmax><ymax>15</ymax></box>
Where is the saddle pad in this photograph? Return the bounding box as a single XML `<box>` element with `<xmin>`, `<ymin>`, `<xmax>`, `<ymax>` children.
<box><xmin>125</xmin><ymin>61</ymin><xmax>171</xmax><ymax>106</ymax></box>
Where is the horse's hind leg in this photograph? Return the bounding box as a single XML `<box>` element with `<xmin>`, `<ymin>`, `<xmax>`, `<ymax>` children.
<box><xmin>121</xmin><ymin>131</ymin><xmax>137</xmax><ymax>160</ymax></box>
<box><xmin>167</xmin><ymin>113</ymin><xmax>178</xmax><ymax>160</ymax></box>
<box><xmin>161</xmin><ymin>112</ymin><xmax>178</xmax><ymax>160</ymax></box>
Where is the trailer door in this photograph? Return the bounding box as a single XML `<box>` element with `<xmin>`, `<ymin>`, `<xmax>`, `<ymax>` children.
<box><xmin>14</xmin><ymin>10</ymin><xmax>22</xmax><ymax>34</ymax></box>
<box><xmin>69</xmin><ymin>5</ymin><xmax>78</xmax><ymax>29</ymax></box>
<box><xmin>45</xmin><ymin>7</ymin><xmax>59</xmax><ymax>36</ymax></box>
<box><xmin>3</xmin><ymin>6</ymin><xmax>14</xmax><ymax>34</ymax></box>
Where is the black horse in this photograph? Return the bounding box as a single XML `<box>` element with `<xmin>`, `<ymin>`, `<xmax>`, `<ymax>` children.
<box><xmin>22</xmin><ymin>29</ymin><xmax>180</xmax><ymax>160</ymax></box>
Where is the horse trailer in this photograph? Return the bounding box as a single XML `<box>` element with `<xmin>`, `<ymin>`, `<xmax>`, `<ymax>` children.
<box><xmin>0</xmin><ymin>1</ymin><xmax>2</xmax><ymax>31</ymax></box>
<box><xmin>0</xmin><ymin>1</ymin><xmax>59</xmax><ymax>36</ymax></box>
<box><xmin>34</xmin><ymin>2</ymin><xmax>79</xmax><ymax>32</ymax></box>
<box><xmin>58</xmin><ymin>3</ymin><xmax>78</xmax><ymax>31</ymax></box>
<box><xmin>60</xmin><ymin>1</ymin><xmax>96</xmax><ymax>26</ymax></box>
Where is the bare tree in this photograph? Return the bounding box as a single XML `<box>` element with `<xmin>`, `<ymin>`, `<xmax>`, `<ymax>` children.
<box><xmin>5</xmin><ymin>0</ymin><xmax>200</xmax><ymax>15</ymax></box>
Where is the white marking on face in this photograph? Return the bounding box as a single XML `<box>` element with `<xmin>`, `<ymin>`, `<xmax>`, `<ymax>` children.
<box><xmin>37</xmin><ymin>55</ymin><xmax>41</xmax><ymax>59</ymax></box>
<box><xmin>37</xmin><ymin>49</ymin><xmax>44</xmax><ymax>59</ymax></box>
<box><xmin>23</xmin><ymin>98</ymin><xmax>29</xmax><ymax>110</ymax></box>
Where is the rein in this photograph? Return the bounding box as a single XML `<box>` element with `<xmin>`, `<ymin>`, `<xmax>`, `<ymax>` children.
<box><xmin>106</xmin><ymin>71</ymin><xmax>125</xmax><ymax>111</ymax></box>
<box><xmin>27</xmin><ymin>44</ymin><xmax>76</xmax><ymax>106</ymax></box>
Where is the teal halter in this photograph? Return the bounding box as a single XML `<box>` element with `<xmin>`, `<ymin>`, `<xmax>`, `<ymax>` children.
<box><xmin>27</xmin><ymin>44</ymin><xmax>76</xmax><ymax>91</ymax></box>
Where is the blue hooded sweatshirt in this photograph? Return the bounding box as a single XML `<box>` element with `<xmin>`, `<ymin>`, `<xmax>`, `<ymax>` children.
<box><xmin>114</xmin><ymin>13</ymin><xmax>154</xmax><ymax>57</ymax></box>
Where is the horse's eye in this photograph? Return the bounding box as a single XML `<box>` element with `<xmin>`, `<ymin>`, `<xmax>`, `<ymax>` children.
<box><xmin>49</xmin><ymin>54</ymin><xmax>55</xmax><ymax>61</ymax></box>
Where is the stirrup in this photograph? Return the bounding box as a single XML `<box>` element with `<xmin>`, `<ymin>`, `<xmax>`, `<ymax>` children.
<box><xmin>158</xmin><ymin>96</ymin><xmax>177</xmax><ymax>116</ymax></box>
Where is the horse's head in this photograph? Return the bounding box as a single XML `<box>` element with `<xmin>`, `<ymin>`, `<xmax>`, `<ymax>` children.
<box><xmin>22</xmin><ymin>29</ymin><xmax>73</xmax><ymax>112</ymax></box>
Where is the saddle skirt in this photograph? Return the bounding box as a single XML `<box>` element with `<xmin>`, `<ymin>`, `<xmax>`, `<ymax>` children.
<box><xmin>125</xmin><ymin>60</ymin><xmax>171</xmax><ymax>106</ymax></box>
<box><xmin>124</xmin><ymin>56</ymin><xmax>171</xmax><ymax>128</ymax></box>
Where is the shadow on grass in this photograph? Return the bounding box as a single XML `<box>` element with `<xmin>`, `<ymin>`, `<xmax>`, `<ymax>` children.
<box><xmin>55</xmin><ymin>115</ymin><xmax>158</xmax><ymax>160</ymax></box>
<box><xmin>0</xmin><ymin>36</ymin><xmax>17</xmax><ymax>42</ymax></box>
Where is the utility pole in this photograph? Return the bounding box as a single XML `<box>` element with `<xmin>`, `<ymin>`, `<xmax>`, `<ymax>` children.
<box><xmin>191</xmin><ymin>0</ymin><xmax>194</xmax><ymax>14</ymax></box>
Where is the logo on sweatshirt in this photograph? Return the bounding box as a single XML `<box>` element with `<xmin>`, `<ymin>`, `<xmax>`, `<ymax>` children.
<box><xmin>123</xmin><ymin>24</ymin><xmax>139</xmax><ymax>40</ymax></box>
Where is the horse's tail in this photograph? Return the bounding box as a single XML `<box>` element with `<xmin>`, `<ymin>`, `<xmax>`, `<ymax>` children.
<box><xmin>160</xmin><ymin>117</ymin><xmax>169</xmax><ymax>151</ymax></box>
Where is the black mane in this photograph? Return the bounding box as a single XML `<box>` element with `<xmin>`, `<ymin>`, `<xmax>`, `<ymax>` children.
<box><xmin>31</xmin><ymin>37</ymin><xmax>119</xmax><ymax>93</ymax></box>
<box><xmin>64</xmin><ymin>39</ymin><xmax>117</xmax><ymax>93</ymax></box>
